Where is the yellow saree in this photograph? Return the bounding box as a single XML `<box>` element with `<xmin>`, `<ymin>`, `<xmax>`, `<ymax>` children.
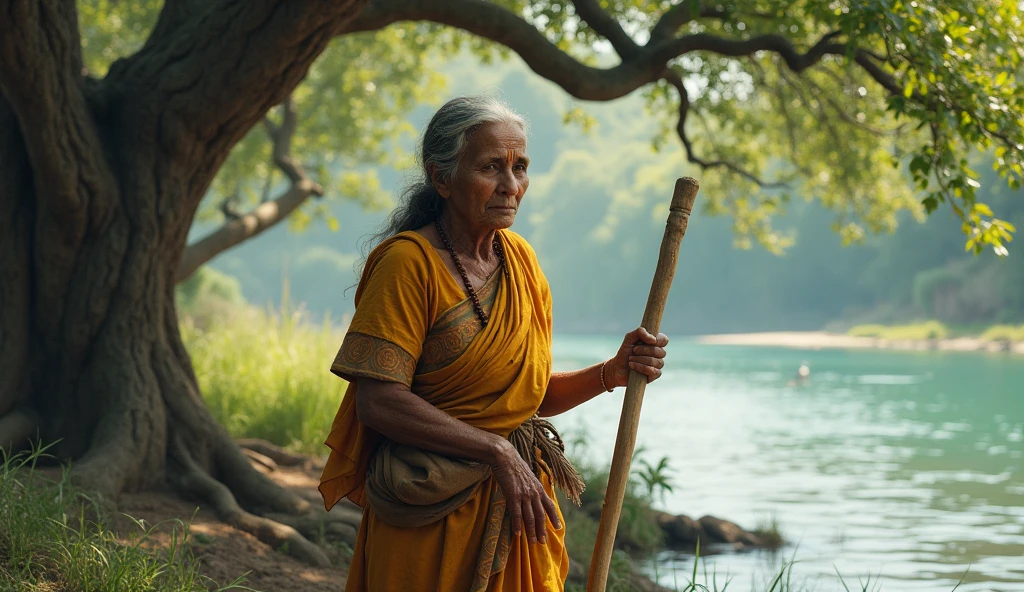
<box><xmin>319</xmin><ymin>230</ymin><xmax>569</xmax><ymax>592</ymax></box>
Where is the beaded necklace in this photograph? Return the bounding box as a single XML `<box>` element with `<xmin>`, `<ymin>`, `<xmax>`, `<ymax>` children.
<box><xmin>434</xmin><ymin>220</ymin><xmax>506</xmax><ymax>326</ymax></box>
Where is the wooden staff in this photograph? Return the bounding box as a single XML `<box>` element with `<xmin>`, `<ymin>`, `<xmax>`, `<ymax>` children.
<box><xmin>587</xmin><ymin>177</ymin><xmax>699</xmax><ymax>592</ymax></box>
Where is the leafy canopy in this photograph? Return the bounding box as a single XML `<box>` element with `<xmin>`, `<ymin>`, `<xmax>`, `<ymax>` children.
<box><xmin>78</xmin><ymin>0</ymin><xmax>1022</xmax><ymax>253</ymax></box>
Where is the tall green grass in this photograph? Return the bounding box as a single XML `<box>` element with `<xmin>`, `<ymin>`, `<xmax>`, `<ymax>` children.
<box><xmin>182</xmin><ymin>303</ymin><xmax>347</xmax><ymax>455</ymax></box>
<box><xmin>0</xmin><ymin>445</ymin><xmax>249</xmax><ymax>591</ymax></box>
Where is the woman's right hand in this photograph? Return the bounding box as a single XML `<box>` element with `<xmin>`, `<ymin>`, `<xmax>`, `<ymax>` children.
<box><xmin>489</xmin><ymin>439</ymin><xmax>561</xmax><ymax>544</ymax></box>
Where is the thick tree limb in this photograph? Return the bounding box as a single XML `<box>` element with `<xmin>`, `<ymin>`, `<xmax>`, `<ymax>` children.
<box><xmin>572</xmin><ymin>0</ymin><xmax>641</xmax><ymax>58</ymax></box>
<box><xmin>350</xmin><ymin>0</ymin><xmax>852</xmax><ymax>103</ymax></box>
<box><xmin>650</xmin><ymin>1</ymin><xmax>727</xmax><ymax>44</ymax></box>
<box><xmin>346</xmin><ymin>0</ymin><xmax>664</xmax><ymax>100</ymax></box>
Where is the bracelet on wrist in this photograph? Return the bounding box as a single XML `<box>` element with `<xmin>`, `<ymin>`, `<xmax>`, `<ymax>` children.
<box><xmin>599</xmin><ymin>360</ymin><xmax>613</xmax><ymax>392</ymax></box>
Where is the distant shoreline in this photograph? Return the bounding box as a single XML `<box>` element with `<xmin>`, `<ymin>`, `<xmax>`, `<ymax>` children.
<box><xmin>695</xmin><ymin>331</ymin><xmax>1024</xmax><ymax>355</ymax></box>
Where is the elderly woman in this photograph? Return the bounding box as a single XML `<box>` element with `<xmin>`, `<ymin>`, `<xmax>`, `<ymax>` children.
<box><xmin>319</xmin><ymin>95</ymin><xmax>669</xmax><ymax>592</ymax></box>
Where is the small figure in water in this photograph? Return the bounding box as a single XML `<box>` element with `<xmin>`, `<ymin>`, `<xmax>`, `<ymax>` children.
<box><xmin>788</xmin><ymin>362</ymin><xmax>811</xmax><ymax>387</ymax></box>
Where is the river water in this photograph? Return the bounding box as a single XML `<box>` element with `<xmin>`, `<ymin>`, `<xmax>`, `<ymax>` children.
<box><xmin>551</xmin><ymin>335</ymin><xmax>1024</xmax><ymax>592</ymax></box>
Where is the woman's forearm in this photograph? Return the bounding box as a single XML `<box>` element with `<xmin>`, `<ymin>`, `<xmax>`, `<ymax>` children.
<box><xmin>537</xmin><ymin>362</ymin><xmax>609</xmax><ymax>417</ymax></box>
<box><xmin>356</xmin><ymin>377</ymin><xmax>509</xmax><ymax>464</ymax></box>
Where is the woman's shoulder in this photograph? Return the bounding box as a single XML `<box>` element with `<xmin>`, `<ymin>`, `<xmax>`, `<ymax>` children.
<box><xmin>365</xmin><ymin>231</ymin><xmax>436</xmax><ymax>277</ymax></box>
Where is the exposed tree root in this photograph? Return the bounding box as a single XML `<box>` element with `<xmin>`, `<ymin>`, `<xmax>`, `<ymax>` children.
<box><xmin>213</xmin><ymin>430</ymin><xmax>310</xmax><ymax>515</ymax></box>
<box><xmin>242</xmin><ymin>448</ymin><xmax>279</xmax><ymax>472</ymax></box>
<box><xmin>237</xmin><ymin>438</ymin><xmax>308</xmax><ymax>467</ymax></box>
<box><xmin>265</xmin><ymin>507</ymin><xmax>361</xmax><ymax>545</ymax></box>
<box><xmin>169</xmin><ymin>434</ymin><xmax>330</xmax><ymax>567</ymax></box>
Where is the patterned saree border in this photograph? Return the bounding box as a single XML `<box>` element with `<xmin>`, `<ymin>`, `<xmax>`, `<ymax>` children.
<box><xmin>331</xmin><ymin>332</ymin><xmax>417</xmax><ymax>386</ymax></box>
<box><xmin>416</xmin><ymin>268</ymin><xmax>502</xmax><ymax>375</ymax></box>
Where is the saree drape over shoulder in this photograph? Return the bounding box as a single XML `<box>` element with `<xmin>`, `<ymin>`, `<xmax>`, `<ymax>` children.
<box><xmin>319</xmin><ymin>230</ymin><xmax>570</xmax><ymax>592</ymax></box>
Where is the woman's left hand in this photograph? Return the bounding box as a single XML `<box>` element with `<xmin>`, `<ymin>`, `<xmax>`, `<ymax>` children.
<box><xmin>605</xmin><ymin>327</ymin><xmax>670</xmax><ymax>389</ymax></box>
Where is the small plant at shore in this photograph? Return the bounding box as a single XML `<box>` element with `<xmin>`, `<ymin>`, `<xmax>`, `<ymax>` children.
<box><xmin>0</xmin><ymin>445</ymin><xmax>250</xmax><ymax>592</ymax></box>
<box><xmin>634</xmin><ymin>454</ymin><xmax>675</xmax><ymax>506</ymax></box>
<box><xmin>753</xmin><ymin>514</ymin><xmax>785</xmax><ymax>550</ymax></box>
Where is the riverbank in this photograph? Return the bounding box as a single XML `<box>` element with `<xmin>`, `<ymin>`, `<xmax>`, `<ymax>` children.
<box><xmin>1</xmin><ymin>444</ymin><xmax>773</xmax><ymax>592</ymax></box>
<box><xmin>696</xmin><ymin>330</ymin><xmax>1024</xmax><ymax>354</ymax></box>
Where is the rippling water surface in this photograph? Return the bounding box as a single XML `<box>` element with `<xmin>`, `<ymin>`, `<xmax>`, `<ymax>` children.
<box><xmin>551</xmin><ymin>336</ymin><xmax>1024</xmax><ymax>592</ymax></box>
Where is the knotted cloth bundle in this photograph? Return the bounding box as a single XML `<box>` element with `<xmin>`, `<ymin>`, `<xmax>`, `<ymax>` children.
<box><xmin>365</xmin><ymin>415</ymin><xmax>585</xmax><ymax>529</ymax></box>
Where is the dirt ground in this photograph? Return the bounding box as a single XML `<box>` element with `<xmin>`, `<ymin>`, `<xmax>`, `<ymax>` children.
<box><xmin>116</xmin><ymin>457</ymin><xmax>352</xmax><ymax>592</ymax></box>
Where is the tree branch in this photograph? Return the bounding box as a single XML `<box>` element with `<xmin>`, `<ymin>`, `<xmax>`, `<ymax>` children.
<box><xmin>657</xmin><ymin>31</ymin><xmax>844</xmax><ymax>73</ymax></box>
<box><xmin>350</xmin><ymin>1</ymin><xmax>849</xmax><ymax>104</ymax></box>
<box><xmin>176</xmin><ymin>180</ymin><xmax>323</xmax><ymax>283</ymax></box>
<box><xmin>345</xmin><ymin>0</ymin><xmax>664</xmax><ymax>100</ymax></box>
<box><xmin>176</xmin><ymin>93</ymin><xmax>322</xmax><ymax>283</ymax></box>
<box><xmin>571</xmin><ymin>0</ymin><xmax>641</xmax><ymax>58</ymax></box>
<box><xmin>662</xmin><ymin>69</ymin><xmax>785</xmax><ymax>188</ymax></box>
<box><xmin>650</xmin><ymin>1</ymin><xmax>723</xmax><ymax>44</ymax></box>
<box><xmin>853</xmin><ymin>50</ymin><xmax>902</xmax><ymax>95</ymax></box>
<box><xmin>265</xmin><ymin>94</ymin><xmax>304</xmax><ymax>184</ymax></box>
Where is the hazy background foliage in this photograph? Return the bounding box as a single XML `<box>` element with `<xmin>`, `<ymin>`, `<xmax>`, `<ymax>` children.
<box><xmin>179</xmin><ymin>55</ymin><xmax>1023</xmax><ymax>336</ymax></box>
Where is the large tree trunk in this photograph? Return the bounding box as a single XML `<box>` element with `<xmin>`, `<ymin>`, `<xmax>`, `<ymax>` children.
<box><xmin>0</xmin><ymin>0</ymin><xmax>369</xmax><ymax>567</ymax></box>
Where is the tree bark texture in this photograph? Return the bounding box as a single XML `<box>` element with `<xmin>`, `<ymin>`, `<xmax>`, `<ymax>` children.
<box><xmin>0</xmin><ymin>0</ymin><xmax>367</xmax><ymax>565</ymax></box>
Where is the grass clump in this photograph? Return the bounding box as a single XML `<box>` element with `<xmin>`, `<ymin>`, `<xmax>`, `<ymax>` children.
<box><xmin>753</xmin><ymin>514</ymin><xmax>785</xmax><ymax>550</ymax></box>
<box><xmin>561</xmin><ymin>435</ymin><xmax>675</xmax><ymax>592</ymax></box>
<box><xmin>0</xmin><ymin>446</ymin><xmax>248</xmax><ymax>592</ymax></box>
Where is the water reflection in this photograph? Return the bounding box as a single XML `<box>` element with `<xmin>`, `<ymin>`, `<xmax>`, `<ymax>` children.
<box><xmin>552</xmin><ymin>336</ymin><xmax>1024</xmax><ymax>591</ymax></box>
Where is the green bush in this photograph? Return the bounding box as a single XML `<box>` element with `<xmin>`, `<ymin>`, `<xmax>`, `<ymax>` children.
<box><xmin>847</xmin><ymin>321</ymin><xmax>949</xmax><ymax>340</ymax></box>
<box><xmin>978</xmin><ymin>324</ymin><xmax>1024</xmax><ymax>343</ymax></box>
<box><xmin>847</xmin><ymin>324</ymin><xmax>888</xmax><ymax>338</ymax></box>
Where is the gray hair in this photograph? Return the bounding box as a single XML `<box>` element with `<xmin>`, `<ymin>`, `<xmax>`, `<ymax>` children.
<box><xmin>364</xmin><ymin>95</ymin><xmax>527</xmax><ymax>254</ymax></box>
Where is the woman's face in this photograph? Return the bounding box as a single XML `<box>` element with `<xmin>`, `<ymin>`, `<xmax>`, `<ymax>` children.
<box><xmin>434</xmin><ymin>121</ymin><xmax>529</xmax><ymax>233</ymax></box>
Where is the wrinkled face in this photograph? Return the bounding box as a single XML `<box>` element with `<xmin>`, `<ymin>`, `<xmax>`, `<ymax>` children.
<box><xmin>433</xmin><ymin>121</ymin><xmax>529</xmax><ymax>232</ymax></box>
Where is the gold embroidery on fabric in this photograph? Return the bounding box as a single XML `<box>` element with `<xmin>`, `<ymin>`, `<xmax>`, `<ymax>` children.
<box><xmin>470</xmin><ymin>486</ymin><xmax>511</xmax><ymax>592</ymax></box>
<box><xmin>416</xmin><ymin>269</ymin><xmax>502</xmax><ymax>375</ymax></box>
<box><xmin>331</xmin><ymin>332</ymin><xmax>417</xmax><ymax>386</ymax></box>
